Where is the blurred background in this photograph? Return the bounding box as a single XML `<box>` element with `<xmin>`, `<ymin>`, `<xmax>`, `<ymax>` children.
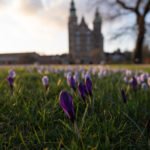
<box><xmin>0</xmin><ymin>0</ymin><xmax>150</xmax><ymax>64</ymax></box>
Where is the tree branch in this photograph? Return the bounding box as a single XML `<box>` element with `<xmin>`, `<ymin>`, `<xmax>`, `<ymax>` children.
<box><xmin>105</xmin><ymin>11</ymin><xmax>130</xmax><ymax>21</ymax></box>
<box><xmin>135</xmin><ymin>0</ymin><xmax>143</xmax><ymax>15</ymax></box>
<box><xmin>109</xmin><ymin>25</ymin><xmax>137</xmax><ymax>40</ymax></box>
<box><xmin>116</xmin><ymin>0</ymin><xmax>135</xmax><ymax>12</ymax></box>
<box><xmin>143</xmin><ymin>0</ymin><xmax>150</xmax><ymax>16</ymax></box>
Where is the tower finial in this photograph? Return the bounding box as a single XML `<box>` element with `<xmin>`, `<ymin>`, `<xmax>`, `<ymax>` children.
<box><xmin>70</xmin><ymin>0</ymin><xmax>76</xmax><ymax>17</ymax></box>
<box><xmin>94</xmin><ymin>8</ymin><xmax>101</xmax><ymax>23</ymax></box>
<box><xmin>70</xmin><ymin>0</ymin><xmax>75</xmax><ymax>11</ymax></box>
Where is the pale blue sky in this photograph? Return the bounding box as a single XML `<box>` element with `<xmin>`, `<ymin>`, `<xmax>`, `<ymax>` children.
<box><xmin>0</xmin><ymin>0</ymin><xmax>137</xmax><ymax>55</ymax></box>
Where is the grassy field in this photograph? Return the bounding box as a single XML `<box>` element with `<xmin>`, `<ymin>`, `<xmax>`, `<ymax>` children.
<box><xmin>108</xmin><ymin>64</ymin><xmax>150</xmax><ymax>73</ymax></box>
<box><xmin>0</xmin><ymin>65</ymin><xmax>150</xmax><ymax>149</ymax></box>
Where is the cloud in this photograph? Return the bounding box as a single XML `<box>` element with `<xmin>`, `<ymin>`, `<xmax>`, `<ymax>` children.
<box><xmin>9</xmin><ymin>0</ymin><xmax>68</xmax><ymax>29</ymax></box>
<box><xmin>16</xmin><ymin>0</ymin><xmax>43</xmax><ymax>15</ymax></box>
<box><xmin>0</xmin><ymin>0</ymin><xmax>95</xmax><ymax>30</ymax></box>
<box><xmin>37</xmin><ymin>0</ymin><xmax>68</xmax><ymax>29</ymax></box>
<box><xmin>14</xmin><ymin>0</ymin><xmax>95</xmax><ymax>30</ymax></box>
<box><xmin>0</xmin><ymin>0</ymin><xmax>5</xmax><ymax>8</ymax></box>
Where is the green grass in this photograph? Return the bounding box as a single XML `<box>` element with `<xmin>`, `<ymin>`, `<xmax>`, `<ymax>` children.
<box><xmin>108</xmin><ymin>64</ymin><xmax>150</xmax><ymax>73</ymax></box>
<box><xmin>0</xmin><ymin>66</ymin><xmax>150</xmax><ymax>149</ymax></box>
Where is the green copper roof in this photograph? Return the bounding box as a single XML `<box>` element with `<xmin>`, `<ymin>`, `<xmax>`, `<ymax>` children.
<box><xmin>70</xmin><ymin>0</ymin><xmax>76</xmax><ymax>11</ymax></box>
<box><xmin>94</xmin><ymin>8</ymin><xmax>101</xmax><ymax>23</ymax></box>
<box><xmin>70</xmin><ymin>12</ymin><xmax>76</xmax><ymax>17</ymax></box>
<box><xmin>70</xmin><ymin>0</ymin><xmax>76</xmax><ymax>17</ymax></box>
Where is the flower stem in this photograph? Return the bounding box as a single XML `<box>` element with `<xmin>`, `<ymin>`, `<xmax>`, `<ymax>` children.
<box><xmin>74</xmin><ymin>121</ymin><xmax>80</xmax><ymax>138</ymax></box>
<box><xmin>88</xmin><ymin>95</ymin><xmax>92</xmax><ymax>104</ymax></box>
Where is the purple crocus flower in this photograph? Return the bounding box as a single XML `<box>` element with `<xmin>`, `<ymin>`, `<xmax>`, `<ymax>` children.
<box><xmin>42</xmin><ymin>76</ymin><xmax>49</xmax><ymax>91</ymax></box>
<box><xmin>141</xmin><ymin>82</ymin><xmax>148</xmax><ymax>89</ymax></box>
<box><xmin>68</xmin><ymin>76</ymin><xmax>76</xmax><ymax>91</ymax></box>
<box><xmin>83</xmin><ymin>84</ymin><xmax>88</xmax><ymax>95</ymax></box>
<box><xmin>78</xmin><ymin>82</ymin><xmax>86</xmax><ymax>102</ymax></box>
<box><xmin>59</xmin><ymin>90</ymin><xmax>75</xmax><ymax>123</ymax></box>
<box><xmin>7</xmin><ymin>76</ymin><xmax>14</xmax><ymax>91</ymax></box>
<box><xmin>67</xmin><ymin>72</ymin><xmax>72</xmax><ymax>85</ymax></box>
<box><xmin>132</xmin><ymin>76</ymin><xmax>137</xmax><ymax>91</ymax></box>
<box><xmin>9</xmin><ymin>69</ymin><xmax>16</xmax><ymax>78</ymax></box>
<box><xmin>121</xmin><ymin>88</ymin><xmax>126</xmax><ymax>103</ymax></box>
<box><xmin>85</xmin><ymin>77</ymin><xmax>92</xmax><ymax>96</ymax></box>
<box><xmin>74</xmin><ymin>72</ymin><xmax>79</xmax><ymax>83</ymax></box>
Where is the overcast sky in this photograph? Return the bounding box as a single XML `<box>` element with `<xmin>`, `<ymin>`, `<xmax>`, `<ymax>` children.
<box><xmin>0</xmin><ymin>0</ymin><xmax>136</xmax><ymax>55</ymax></box>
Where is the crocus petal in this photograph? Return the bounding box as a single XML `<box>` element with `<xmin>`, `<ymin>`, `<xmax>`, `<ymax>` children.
<box><xmin>67</xmin><ymin>72</ymin><xmax>72</xmax><ymax>85</ymax></box>
<box><xmin>85</xmin><ymin>77</ymin><xmax>92</xmax><ymax>96</ymax></box>
<box><xmin>70</xmin><ymin>76</ymin><xmax>76</xmax><ymax>91</ymax></box>
<box><xmin>42</xmin><ymin>76</ymin><xmax>49</xmax><ymax>91</ymax></box>
<box><xmin>78</xmin><ymin>82</ymin><xmax>86</xmax><ymax>101</ymax></box>
<box><xmin>132</xmin><ymin>76</ymin><xmax>137</xmax><ymax>91</ymax></box>
<box><xmin>7</xmin><ymin>76</ymin><xmax>14</xmax><ymax>89</ymax></box>
<box><xmin>59</xmin><ymin>90</ymin><xmax>75</xmax><ymax>123</ymax></box>
<box><xmin>9</xmin><ymin>69</ymin><xmax>16</xmax><ymax>78</ymax></box>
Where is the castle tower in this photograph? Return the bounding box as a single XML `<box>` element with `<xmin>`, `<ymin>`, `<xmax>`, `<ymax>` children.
<box><xmin>68</xmin><ymin>0</ymin><xmax>77</xmax><ymax>62</ymax></box>
<box><xmin>93</xmin><ymin>8</ymin><xmax>103</xmax><ymax>50</ymax></box>
<box><xmin>94</xmin><ymin>8</ymin><xmax>101</xmax><ymax>32</ymax></box>
<box><xmin>68</xmin><ymin>1</ymin><xmax>104</xmax><ymax>64</ymax></box>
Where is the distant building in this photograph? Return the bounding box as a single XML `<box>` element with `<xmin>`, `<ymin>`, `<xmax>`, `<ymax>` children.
<box><xmin>68</xmin><ymin>0</ymin><xmax>104</xmax><ymax>64</ymax></box>
<box><xmin>0</xmin><ymin>52</ymin><xmax>69</xmax><ymax>65</ymax></box>
<box><xmin>104</xmin><ymin>49</ymin><xmax>132</xmax><ymax>63</ymax></box>
<box><xmin>0</xmin><ymin>52</ymin><xmax>39</xmax><ymax>64</ymax></box>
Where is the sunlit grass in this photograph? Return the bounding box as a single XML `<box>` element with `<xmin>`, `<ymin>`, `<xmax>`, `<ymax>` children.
<box><xmin>0</xmin><ymin>65</ymin><xmax>150</xmax><ymax>149</ymax></box>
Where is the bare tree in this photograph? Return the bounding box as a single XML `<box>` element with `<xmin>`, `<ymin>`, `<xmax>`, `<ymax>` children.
<box><xmin>91</xmin><ymin>0</ymin><xmax>150</xmax><ymax>63</ymax></box>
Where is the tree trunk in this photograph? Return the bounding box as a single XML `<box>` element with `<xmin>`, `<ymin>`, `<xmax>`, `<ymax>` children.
<box><xmin>133</xmin><ymin>16</ymin><xmax>145</xmax><ymax>64</ymax></box>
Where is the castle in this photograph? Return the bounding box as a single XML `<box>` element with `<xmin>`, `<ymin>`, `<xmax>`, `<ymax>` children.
<box><xmin>68</xmin><ymin>0</ymin><xmax>104</xmax><ymax>64</ymax></box>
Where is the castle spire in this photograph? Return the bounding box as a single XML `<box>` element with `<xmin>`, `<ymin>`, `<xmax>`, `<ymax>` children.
<box><xmin>70</xmin><ymin>0</ymin><xmax>76</xmax><ymax>17</ymax></box>
<box><xmin>80</xmin><ymin>16</ymin><xmax>87</xmax><ymax>27</ymax></box>
<box><xmin>81</xmin><ymin>16</ymin><xmax>85</xmax><ymax>24</ymax></box>
<box><xmin>93</xmin><ymin>8</ymin><xmax>101</xmax><ymax>23</ymax></box>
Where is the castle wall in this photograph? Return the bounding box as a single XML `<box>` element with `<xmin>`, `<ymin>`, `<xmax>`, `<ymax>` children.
<box><xmin>68</xmin><ymin>0</ymin><xmax>104</xmax><ymax>64</ymax></box>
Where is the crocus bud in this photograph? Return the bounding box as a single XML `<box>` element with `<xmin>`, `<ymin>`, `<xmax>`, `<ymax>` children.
<box><xmin>42</xmin><ymin>76</ymin><xmax>49</xmax><ymax>91</ymax></box>
<box><xmin>74</xmin><ymin>72</ymin><xmax>79</xmax><ymax>84</ymax></box>
<box><xmin>85</xmin><ymin>71</ymin><xmax>90</xmax><ymax>79</ymax></box>
<box><xmin>67</xmin><ymin>74</ymin><xmax>76</xmax><ymax>91</ymax></box>
<box><xmin>9</xmin><ymin>69</ymin><xmax>16</xmax><ymax>78</ymax></box>
<box><xmin>85</xmin><ymin>77</ymin><xmax>92</xmax><ymax>96</ymax></box>
<box><xmin>59</xmin><ymin>90</ymin><xmax>75</xmax><ymax>123</ymax></box>
<box><xmin>83</xmin><ymin>84</ymin><xmax>88</xmax><ymax>95</ymax></box>
<box><xmin>141</xmin><ymin>82</ymin><xmax>148</xmax><ymax>89</ymax></box>
<box><xmin>123</xmin><ymin>76</ymin><xmax>128</xmax><ymax>83</ymax></box>
<box><xmin>67</xmin><ymin>72</ymin><xmax>72</xmax><ymax>85</ymax></box>
<box><xmin>78</xmin><ymin>82</ymin><xmax>86</xmax><ymax>102</ymax></box>
<box><xmin>7</xmin><ymin>76</ymin><xmax>14</xmax><ymax>92</ymax></box>
<box><xmin>121</xmin><ymin>88</ymin><xmax>126</xmax><ymax>103</ymax></box>
<box><xmin>132</xmin><ymin>76</ymin><xmax>137</xmax><ymax>91</ymax></box>
<box><xmin>140</xmin><ymin>73</ymin><xmax>147</xmax><ymax>82</ymax></box>
<box><xmin>70</xmin><ymin>76</ymin><xmax>76</xmax><ymax>91</ymax></box>
<box><xmin>126</xmin><ymin>70</ymin><xmax>132</xmax><ymax>77</ymax></box>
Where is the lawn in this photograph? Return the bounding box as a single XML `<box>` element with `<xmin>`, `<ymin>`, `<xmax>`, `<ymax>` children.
<box><xmin>0</xmin><ymin>65</ymin><xmax>150</xmax><ymax>149</ymax></box>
